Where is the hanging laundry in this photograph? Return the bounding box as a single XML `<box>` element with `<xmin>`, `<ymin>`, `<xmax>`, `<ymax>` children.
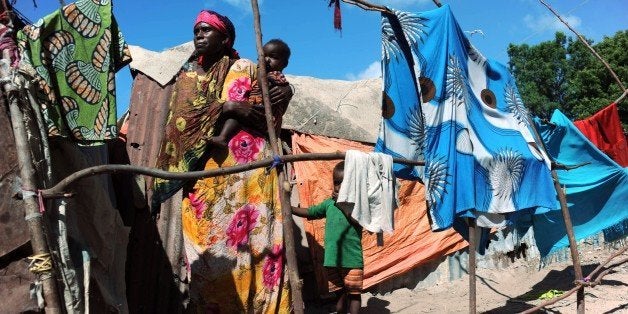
<box><xmin>574</xmin><ymin>103</ymin><xmax>628</xmax><ymax>167</ymax></box>
<box><xmin>291</xmin><ymin>133</ymin><xmax>466</xmax><ymax>292</ymax></box>
<box><xmin>533</xmin><ymin>110</ymin><xmax>628</xmax><ymax>257</ymax></box>
<box><xmin>336</xmin><ymin>150</ymin><xmax>396</xmax><ymax>233</ymax></box>
<box><xmin>17</xmin><ymin>0</ymin><xmax>132</xmax><ymax>143</ymax></box>
<box><xmin>375</xmin><ymin>5</ymin><xmax>557</xmax><ymax>231</ymax></box>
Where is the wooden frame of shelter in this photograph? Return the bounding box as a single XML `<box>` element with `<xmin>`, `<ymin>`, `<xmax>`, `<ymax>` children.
<box><xmin>1</xmin><ymin>0</ymin><xmax>626</xmax><ymax>313</ymax></box>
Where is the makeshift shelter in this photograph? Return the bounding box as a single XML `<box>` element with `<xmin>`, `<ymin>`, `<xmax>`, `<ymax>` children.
<box><xmin>123</xmin><ymin>41</ymin><xmax>569</xmax><ymax>305</ymax></box>
<box><xmin>1</xmin><ymin>1</ymin><xmax>626</xmax><ymax>312</ymax></box>
<box><xmin>1</xmin><ymin>1</ymin><xmax>132</xmax><ymax>312</ymax></box>
<box><xmin>123</xmin><ymin>43</ymin><xmax>472</xmax><ymax>307</ymax></box>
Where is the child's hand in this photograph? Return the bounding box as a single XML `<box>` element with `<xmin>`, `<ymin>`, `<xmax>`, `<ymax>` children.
<box><xmin>269</xmin><ymin>85</ymin><xmax>293</xmax><ymax>104</ymax></box>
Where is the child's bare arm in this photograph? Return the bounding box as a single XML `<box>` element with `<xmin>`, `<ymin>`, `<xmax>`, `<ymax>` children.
<box><xmin>291</xmin><ymin>206</ymin><xmax>310</xmax><ymax>218</ymax></box>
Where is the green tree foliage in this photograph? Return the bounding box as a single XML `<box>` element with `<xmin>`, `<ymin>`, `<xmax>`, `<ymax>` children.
<box><xmin>507</xmin><ymin>31</ymin><xmax>627</xmax><ymax>121</ymax></box>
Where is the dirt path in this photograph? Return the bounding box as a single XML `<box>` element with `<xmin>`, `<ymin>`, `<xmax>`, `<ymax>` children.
<box><xmin>306</xmin><ymin>246</ymin><xmax>628</xmax><ymax>313</ymax></box>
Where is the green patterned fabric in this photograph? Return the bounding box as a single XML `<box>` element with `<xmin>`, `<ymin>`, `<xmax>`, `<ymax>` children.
<box><xmin>17</xmin><ymin>0</ymin><xmax>132</xmax><ymax>143</ymax></box>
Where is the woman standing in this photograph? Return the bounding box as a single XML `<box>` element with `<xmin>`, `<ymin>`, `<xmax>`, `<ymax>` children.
<box><xmin>153</xmin><ymin>10</ymin><xmax>292</xmax><ymax>313</ymax></box>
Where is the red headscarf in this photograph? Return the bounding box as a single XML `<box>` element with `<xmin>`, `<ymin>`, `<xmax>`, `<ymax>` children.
<box><xmin>194</xmin><ymin>10</ymin><xmax>239</xmax><ymax>62</ymax></box>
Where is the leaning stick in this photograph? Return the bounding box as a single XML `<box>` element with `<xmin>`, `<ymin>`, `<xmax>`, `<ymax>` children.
<box><xmin>250</xmin><ymin>0</ymin><xmax>301</xmax><ymax>310</ymax></box>
<box><xmin>579</xmin><ymin>245</ymin><xmax>627</xmax><ymax>285</ymax></box>
<box><xmin>521</xmin><ymin>246</ymin><xmax>627</xmax><ymax>313</ymax></box>
<box><xmin>538</xmin><ymin>0</ymin><xmax>627</xmax><ymax>93</ymax></box>
<box><xmin>526</xmin><ymin>112</ymin><xmax>586</xmax><ymax>314</ymax></box>
<box><xmin>614</xmin><ymin>90</ymin><xmax>627</xmax><ymax>104</ymax></box>
<box><xmin>0</xmin><ymin>64</ymin><xmax>62</xmax><ymax>312</ymax></box>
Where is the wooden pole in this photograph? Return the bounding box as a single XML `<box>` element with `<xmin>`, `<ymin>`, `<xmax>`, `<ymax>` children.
<box><xmin>527</xmin><ymin>115</ymin><xmax>585</xmax><ymax>314</ymax></box>
<box><xmin>538</xmin><ymin>0</ymin><xmax>627</xmax><ymax>93</ymax></box>
<box><xmin>468</xmin><ymin>218</ymin><xmax>477</xmax><ymax>314</ymax></box>
<box><xmin>551</xmin><ymin>171</ymin><xmax>585</xmax><ymax>313</ymax></box>
<box><xmin>0</xmin><ymin>66</ymin><xmax>62</xmax><ymax>313</ymax></box>
<box><xmin>249</xmin><ymin>0</ymin><xmax>304</xmax><ymax>311</ymax></box>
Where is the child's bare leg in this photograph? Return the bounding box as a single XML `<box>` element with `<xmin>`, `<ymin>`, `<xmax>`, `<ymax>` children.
<box><xmin>335</xmin><ymin>290</ymin><xmax>347</xmax><ymax>313</ymax></box>
<box><xmin>209</xmin><ymin>102</ymin><xmax>242</xmax><ymax>147</ymax></box>
<box><xmin>209</xmin><ymin>118</ymin><xmax>239</xmax><ymax>147</ymax></box>
<box><xmin>348</xmin><ymin>294</ymin><xmax>361</xmax><ymax>314</ymax></box>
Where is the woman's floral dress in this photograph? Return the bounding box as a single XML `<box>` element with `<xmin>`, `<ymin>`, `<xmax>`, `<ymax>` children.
<box><xmin>181</xmin><ymin>59</ymin><xmax>291</xmax><ymax>313</ymax></box>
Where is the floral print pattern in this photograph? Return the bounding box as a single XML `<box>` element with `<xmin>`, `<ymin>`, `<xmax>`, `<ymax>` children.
<box><xmin>226</xmin><ymin>204</ymin><xmax>260</xmax><ymax>249</ymax></box>
<box><xmin>228</xmin><ymin>131</ymin><xmax>265</xmax><ymax>164</ymax></box>
<box><xmin>181</xmin><ymin>58</ymin><xmax>290</xmax><ymax>313</ymax></box>
<box><xmin>227</xmin><ymin>76</ymin><xmax>252</xmax><ymax>101</ymax></box>
<box><xmin>263</xmin><ymin>244</ymin><xmax>284</xmax><ymax>290</ymax></box>
<box><xmin>188</xmin><ymin>192</ymin><xmax>207</xmax><ymax>219</ymax></box>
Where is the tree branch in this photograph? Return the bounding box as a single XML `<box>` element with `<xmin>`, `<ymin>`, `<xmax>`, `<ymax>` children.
<box><xmin>40</xmin><ymin>152</ymin><xmax>424</xmax><ymax>198</ymax></box>
<box><xmin>614</xmin><ymin>90</ymin><xmax>627</xmax><ymax>105</ymax></box>
<box><xmin>340</xmin><ymin>0</ymin><xmax>390</xmax><ymax>13</ymax></box>
<box><xmin>520</xmin><ymin>245</ymin><xmax>627</xmax><ymax>313</ymax></box>
<box><xmin>538</xmin><ymin>0</ymin><xmax>627</xmax><ymax>93</ymax></box>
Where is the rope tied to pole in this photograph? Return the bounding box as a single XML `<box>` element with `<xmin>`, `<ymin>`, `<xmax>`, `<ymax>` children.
<box><xmin>265</xmin><ymin>155</ymin><xmax>283</xmax><ymax>173</ymax></box>
<box><xmin>27</xmin><ymin>253</ymin><xmax>53</xmax><ymax>274</ymax></box>
<box><xmin>22</xmin><ymin>187</ymin><xmax>47</xmax><ymax>213</ymax></box>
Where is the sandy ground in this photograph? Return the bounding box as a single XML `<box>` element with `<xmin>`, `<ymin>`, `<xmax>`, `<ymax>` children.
<box><xmin>306</xmin><ymin>246</ymin><xmax>628</xmax><ymax>313</ymax></box>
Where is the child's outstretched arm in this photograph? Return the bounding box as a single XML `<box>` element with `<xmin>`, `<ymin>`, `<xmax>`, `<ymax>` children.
<box><xmin>291</xmin><ymin>206</ymin><xmax>310</xmax><ymax>218</ymax></box>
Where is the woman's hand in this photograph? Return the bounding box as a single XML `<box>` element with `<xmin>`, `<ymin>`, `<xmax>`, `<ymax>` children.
<box><xmin>269</xmin><ymin>84</ymin><xmax>293</xmax><ymax>105</ymax></box>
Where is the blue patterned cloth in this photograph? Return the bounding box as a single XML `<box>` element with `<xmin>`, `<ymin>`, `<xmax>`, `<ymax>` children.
<box><xmin>533</xmin><ymin>110</ymin><xmax>628</xmax><ymax>256</ymax></box>
<box><xmin>375</xmin><ymin>5</ymin><xmax>557</xmax><ymax>231</ymax></box>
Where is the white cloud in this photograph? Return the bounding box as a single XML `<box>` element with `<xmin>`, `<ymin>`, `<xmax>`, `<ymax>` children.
<box><xmin>523</xmin><ymin>13</ymin><xmax>582</xmax><ymax>33</ymax></box>
<box><xmin>346</xmin><ymin>61</ymin><xmax>381</xmax><ymax>81</ymax></box>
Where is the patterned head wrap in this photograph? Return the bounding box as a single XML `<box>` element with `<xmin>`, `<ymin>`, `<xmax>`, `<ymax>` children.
<box><xmin>194</xmin><ymin>10</ymin><xmax>238</xmax><ymax>59</ymax></box>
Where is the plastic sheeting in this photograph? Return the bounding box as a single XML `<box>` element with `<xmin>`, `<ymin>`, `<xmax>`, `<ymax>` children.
<box><xmin>291</xmin><ymin>133</ymin><xmax>466</xmax><ymax>293</ymax></box>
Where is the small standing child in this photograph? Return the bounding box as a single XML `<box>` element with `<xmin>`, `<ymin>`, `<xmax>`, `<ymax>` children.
<box><xmin>209</xmin><ymin>38</ymin><xmax>291</xmax><ymax>146</ymax></box>
<box><xmin>292</xmin><ymin>161</ymin><xmax>364</xmax><ymax>314</ymax></box>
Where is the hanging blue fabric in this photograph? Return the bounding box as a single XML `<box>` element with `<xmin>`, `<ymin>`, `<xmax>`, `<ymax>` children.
<box><xmin>375</xmin><ymin>5</ymin><xmax>557</xmax><ymax>231</ymax></box>
<box><xmin>533</xmin><ymin>110</ymin><xmax>628</xmax><ymax>257</ymax></box>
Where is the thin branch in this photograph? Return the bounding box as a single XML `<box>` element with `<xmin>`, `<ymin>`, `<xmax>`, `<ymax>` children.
<box><xmin>41</xmin><ymin>152</ymin><xmax>424</xmax><ymax>197</ymax></box>
<box><xmin>520</xmin><ymin>284</ymin><xmax>581</xmax><ymax>314</ymax></box>
<box><xmin>520</xmin><ymin>246</ymin><xmax>627</xmax><ymax>313</ymax></box>
<box><xmin>581</xmin><ymin>245</ymin><xmax>627</xmax><ymax>283</ymax></box>
<box><xmin>587</xmin><ymin>256</ymin><xmax>628</xmax><ymax>287</ymax></box>
<box><xmin>341</xmin><ymin>0</ymin><xmax>390</xmax><ymax>13</ymax></box>
<box><xmin>538</xmin><ymin>0</ymin><xmax>627</xmax><ymax>93</ymax></box>
<box><xmin>614</xmin><ymin>90</ymin><xmax>627</xmax><ymax>104</ymax></box>
<box><xmin>432</xmin><ymin>0</ymin><xmax>443</xmax><ymax>7</ymax></box>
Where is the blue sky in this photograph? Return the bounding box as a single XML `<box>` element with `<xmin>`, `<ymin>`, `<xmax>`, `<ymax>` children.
<box><xmin>13</xmin><ymin>0</ymin><xmax>628</xmax><ymax>116</ymax></box>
